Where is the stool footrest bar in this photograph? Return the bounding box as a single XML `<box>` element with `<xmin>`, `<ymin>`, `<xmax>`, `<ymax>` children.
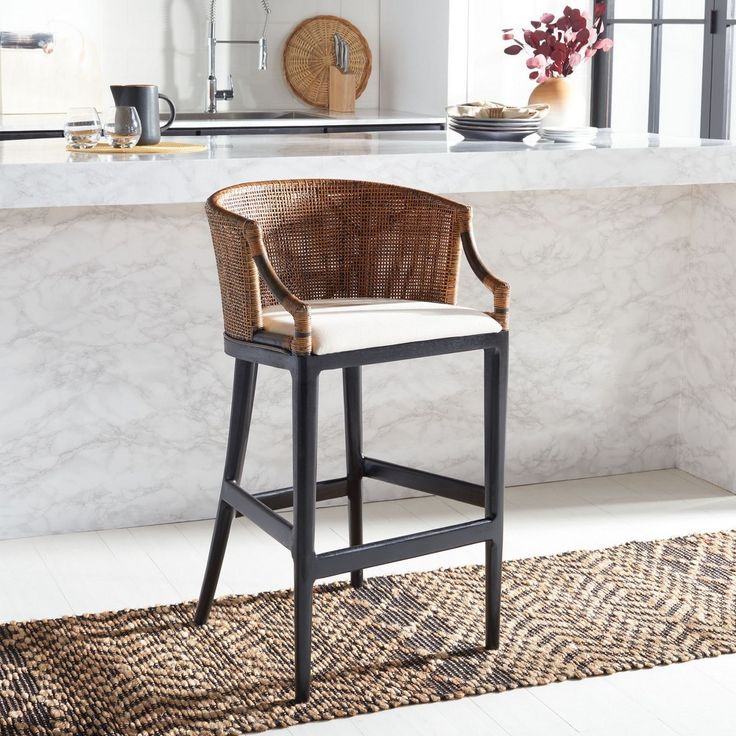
<box><xmin>363</xmin><ymin>456</ymin><xmax>485</xmax><ymax>507</ymax></box>
<box><xmin>222</xmin><ymin>480</ymin><xmax>293</xmax><ymax>548</ymax></box>
<box><xmin>315</xmin><ymin>518</ymin><xmax>496</xmax><ymax>579</ymax></box>
<box><xmin>255</xmin><ymin>477</ymin><xmax>348</xmax><ymax>510</ymax></box>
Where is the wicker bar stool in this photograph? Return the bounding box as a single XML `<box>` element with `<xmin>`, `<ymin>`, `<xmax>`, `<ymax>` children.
<box><xmin>195</xmin><ymin>179</ymin><xmax>509</xmax><ymax>702</ymax></box>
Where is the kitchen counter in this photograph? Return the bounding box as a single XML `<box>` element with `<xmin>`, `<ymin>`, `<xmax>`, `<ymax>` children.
<box><xmin>1</xmin><ymin>129</ymin><xmax>734</xmax><ymax>538</ymax></box>
<box><xmin>1</xmin><ymin>129</ymin><xmax>735</xmax><ymax>209</ymax></box>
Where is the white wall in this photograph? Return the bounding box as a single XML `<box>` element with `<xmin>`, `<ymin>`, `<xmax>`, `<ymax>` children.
<box><xmin>379</xmin><ymin>0</ymin><xmax>594</xmax><ymax>122</ymax></box>
<box><xmin>378</xmin><ymin>0</ymin><xmax>450</xmax><ymax>115</ymax></box>
<box><xmin>378</xmin><ymin>0</ymin><xmax>470</xmax><ymax>115</ymax></box>
<box><xmin>0</xmin><ymin>0</ymin><xmax>380</xmax><ymax>114</ymax></box>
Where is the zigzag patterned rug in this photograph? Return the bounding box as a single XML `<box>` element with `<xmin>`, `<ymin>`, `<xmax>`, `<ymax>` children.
<box><xmin>1</xmin><ymin>529</ymin><xmax>735</xmax><ymax>734</ymax></box>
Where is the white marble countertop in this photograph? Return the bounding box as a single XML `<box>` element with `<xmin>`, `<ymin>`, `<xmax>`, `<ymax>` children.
<box><xmin>0</xmin><ymin>108</ymin><xmax>445</xmax><ymax>132</ymax></box>
<box><xmin>2</xmin><ymin>129</ymin><xmax>736</xmax><ymax>209</ymax></box>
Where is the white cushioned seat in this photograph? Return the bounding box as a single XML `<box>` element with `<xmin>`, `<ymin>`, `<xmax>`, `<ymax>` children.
<box><xmin>261</xmin><ymin>298</ymin><xmax>502</xmax><ymax>355</ymax></box>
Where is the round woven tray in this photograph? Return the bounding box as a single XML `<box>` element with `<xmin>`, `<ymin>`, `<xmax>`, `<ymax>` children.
<box><xmin>283</xmin><ymin>15</ymin><xmax>372</xmax><ymax>109</ymax></box>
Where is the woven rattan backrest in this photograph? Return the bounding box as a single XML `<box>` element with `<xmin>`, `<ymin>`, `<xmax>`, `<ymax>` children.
<box><xmin>206</xmin><ymin>179</ymin><xmax>470</xmax><ymax>342</ymax></box>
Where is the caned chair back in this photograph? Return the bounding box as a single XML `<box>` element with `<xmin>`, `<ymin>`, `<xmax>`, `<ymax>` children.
<box><xmin>206</xmin><ymin>179</ymin><xmax>471</xmax><ymax>343</ymax></box>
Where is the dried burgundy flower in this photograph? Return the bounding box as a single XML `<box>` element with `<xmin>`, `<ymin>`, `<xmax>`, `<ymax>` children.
<box><xmin>501</xmin><ymin>3</ymin><xmax>613</xmax><ymax>82</ymax></box>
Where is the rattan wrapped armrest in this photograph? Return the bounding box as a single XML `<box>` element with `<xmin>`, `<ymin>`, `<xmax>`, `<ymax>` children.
<box><xmin>461</xmin><ymin>229</ymin><xmax>510</xmax><ymax>331</ymax></box>
<box><xmin>206</xmin><ymin>197</ymin><xmax>313</xmax><ymax>353</ymax></box>
<box><xmin>244</xmin><ymin>221</ymin><xmax>313</xmax><ymax>355</ymax></box>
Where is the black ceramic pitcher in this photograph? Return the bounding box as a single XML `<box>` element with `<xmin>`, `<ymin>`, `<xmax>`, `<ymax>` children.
<box><xmin>110</xmin><ymin>85</ymin><xmax>176</xmax><ymax>146</ymax></box>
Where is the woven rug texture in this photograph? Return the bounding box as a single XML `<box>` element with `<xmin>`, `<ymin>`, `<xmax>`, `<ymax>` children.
<box><xmin>1</xmin><ymin>529</ymin><xmax>735</xmax><ymax>735</ymax></box>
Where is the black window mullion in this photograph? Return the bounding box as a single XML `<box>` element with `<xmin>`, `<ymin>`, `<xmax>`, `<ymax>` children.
<box><xmin>591</xmin><ymin>0</ymin><xmax>725</xmax><ymax>136</ymax></box>
<box><xmin>590</xmin><ymin>0</ymin><xmax>615</xmax><ymax>128</ymax></box>
<box><xmin>648</xmin><ymin>0</ymin><xmax>664</xmax><ymax>133</ymax></box>
<box><xmin>701</xmin><ymin>0</ymin><xmax>717</xmax><ymax>137</ymax></box>
<box><xmin>708</xmin><ymin>0</ymin><xmax>731</xmax><ymax>138</ymax></box>
<box><xmin>613</xmin><ymin>18</ymin><xmax>706</xmax><ymax>23</ymax></box>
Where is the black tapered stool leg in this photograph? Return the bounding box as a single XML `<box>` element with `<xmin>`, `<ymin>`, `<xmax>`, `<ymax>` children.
<box><xmin>484</xmin><ymin>337</ymin><xmax>508</xmax><ymax>649</ymax></box>
<box><xmin>343</xmin><ymin>366</ymin><xmax>364</xmax><ymax>588</ymax></box>
<box><xmin>194</xmin><ymin>499</ymin><xmax>234</xmax><ymax>625</ymax></box>
<box><xmin>194</xmin><ymin>359</ymin><xmax>258</xmax><ymax>626</ymax></box>
<box><xmin>292</xmin><ymin>358</ymin><xmax>319</xmax><ymax>702</ymax></box>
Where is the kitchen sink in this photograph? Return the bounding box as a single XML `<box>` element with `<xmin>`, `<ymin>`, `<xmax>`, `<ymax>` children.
<box><xmin>145</xmin><ymin>110</ymin><xmax>445</xmax><ymax>138</ymax></box>
<box><xmin>174</xmin><ymin>111</ymin><xmax>327</xmax><ymax>121</ymax></box>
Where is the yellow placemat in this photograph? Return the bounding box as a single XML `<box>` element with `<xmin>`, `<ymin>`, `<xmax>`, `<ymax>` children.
<box><xmin>67</xmin><ymin>141</ymin><xmax>207</xmax><ymax>154</ymax></box>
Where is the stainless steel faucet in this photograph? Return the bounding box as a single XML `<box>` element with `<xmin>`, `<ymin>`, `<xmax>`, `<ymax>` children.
<box><xmin>207</xmin><ymin>0</ymin><xmax>269</xmax><ymax>113</ymax></box>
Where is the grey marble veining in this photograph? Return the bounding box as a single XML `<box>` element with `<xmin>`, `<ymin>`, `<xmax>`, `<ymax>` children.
<box><xmin>0</xmin><ymin>184</ymin><xmax>703</xmax><ymax>539</ymax></box>
<box><xmin>462</xmin><ymin>186</ymin><xmax>689</xmax><ymax>484</ymax></box>
<box><xmin>678</xmin><ymin>184</ymin><xmax>736</xmax><ymax>491</ymax></box>
<box><xmin>3</xmin><ymin>130</ymin><xmax>736</xmax><ymax>210</ymax></box>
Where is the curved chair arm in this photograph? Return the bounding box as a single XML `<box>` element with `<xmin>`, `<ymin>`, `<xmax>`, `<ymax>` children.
<box><xmin>243</xmin><ymin>221</ymin><xmax>313</xmax><ymax>355</ymax></box>
<box><xmin>461</xmin><ymin>230</ymin><xmax>510</xmax><ymax>331</ymax></box>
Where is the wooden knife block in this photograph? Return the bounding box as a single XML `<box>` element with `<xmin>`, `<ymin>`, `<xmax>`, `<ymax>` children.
<box><xmin>328</xmin><ymin>66</ymin><xmax>356</xmax><ymax>113</ymax></box>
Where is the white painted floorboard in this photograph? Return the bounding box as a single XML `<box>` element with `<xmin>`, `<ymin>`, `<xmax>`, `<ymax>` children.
<box><xmin>1</xmin><ymin>469</ymin><xmax>736</xmax><ymax>735</ymax></box>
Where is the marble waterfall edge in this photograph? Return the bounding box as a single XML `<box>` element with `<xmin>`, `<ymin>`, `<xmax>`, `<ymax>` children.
<box><xmin>678</xmin><ymin>184</ymin><xmax>736</xmax><ymax>491</ymax></box>
<box><xmin>0</xmin><ymin>183</ymin><xmax>701</xmax><ymax>539</ymax></box>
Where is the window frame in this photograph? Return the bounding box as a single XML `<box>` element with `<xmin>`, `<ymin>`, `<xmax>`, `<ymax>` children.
<box><xmin>591</xmin><ymin>0</ymin><xmax>736</xmax><ymax>139</ymax></box>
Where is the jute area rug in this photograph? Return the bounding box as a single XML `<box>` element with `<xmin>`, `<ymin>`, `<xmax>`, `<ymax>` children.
<box><xmin>1</xmin><ymin>529</ymin><xmax>735</xmax><ymax>735</ymax></box>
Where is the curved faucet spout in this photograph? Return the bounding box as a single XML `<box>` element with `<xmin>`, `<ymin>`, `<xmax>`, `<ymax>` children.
<box><xmin>206</xmin><ymin>0</ymin><xmax>270</xmax><ymax>112</ymax></box>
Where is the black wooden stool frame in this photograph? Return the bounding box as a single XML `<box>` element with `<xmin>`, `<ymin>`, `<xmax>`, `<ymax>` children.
<box><xmin>194</xmin><ymin>329</ymin><xmax>508</xmax><ymax>703</ymax></box>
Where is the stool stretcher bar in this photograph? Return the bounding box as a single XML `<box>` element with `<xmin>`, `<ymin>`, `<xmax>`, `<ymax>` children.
<box><xmin>315</xmin><ymin>518</ymin><xmax>497</xmax><ymax>579</ymax></box>
<box><xmin>224</xmin><ymin>460</ymin><xmax>488</xmax><ymax>555</ymax></box>
<box><xmin>254</xmin><ymin>477</ymin><xmax>348</xmax><ymax>510</ymax></box>
<box><xmin>363</xmin><ymin>456</ymin><xmax>485</xmax><ymax>507</ymax></box>
<box><xmin>222</xmin><ymin>479</ymin><xmax>293</xmax><ymax>548</ymax></box>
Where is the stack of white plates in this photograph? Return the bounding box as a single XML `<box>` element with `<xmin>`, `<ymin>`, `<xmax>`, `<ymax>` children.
<box><xmin>448</xmin><ymin>115</ymin><xmax>542</xmax><ymax>142</ymax></box>
<box><xmin>539</xmin><ymin>126</ymin><xmax>598</xmax><ymax>144</ymax></box>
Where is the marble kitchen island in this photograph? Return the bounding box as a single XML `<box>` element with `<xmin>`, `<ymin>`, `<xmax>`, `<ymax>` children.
<box><xmin>1</xmin><ymin>130</ymin><xmax>734</xmax><ymax>538</ymax></box>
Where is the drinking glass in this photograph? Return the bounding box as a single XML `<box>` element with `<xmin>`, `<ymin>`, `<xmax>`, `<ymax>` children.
<box><xmin>103</xmin><ymin>106</ymin><xmax>142</xmax><ymax>148</ymax></box>
<box><xmin>63</xmin><ymin>107</ymin><xmax>102</xmax><ymax>149</ymax></box>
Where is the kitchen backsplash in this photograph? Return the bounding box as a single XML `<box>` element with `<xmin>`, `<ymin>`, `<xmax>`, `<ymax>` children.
<box><xmin>0</xmin><ymin>1</ymin><xmax>591</xmax><ymax>126</ymax></box>
<box><xmin>0</xmin><ymin>0</ymin><xmax>380</xmax><ymax>114</ymax></box>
